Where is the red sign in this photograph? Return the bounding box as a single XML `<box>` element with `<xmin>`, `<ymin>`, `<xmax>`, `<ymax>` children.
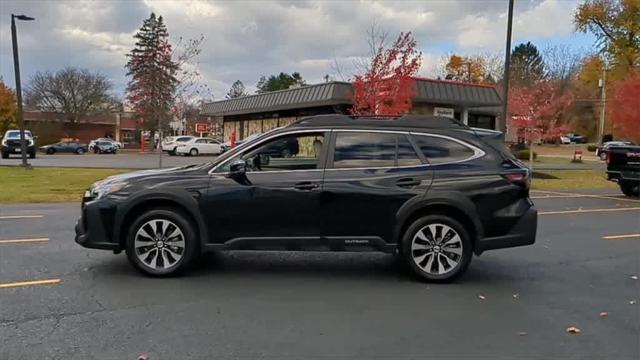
<box><xmin>195</xmin><ymin>123</ymin><xmax>208</xmax><ymax>133</ymax></box>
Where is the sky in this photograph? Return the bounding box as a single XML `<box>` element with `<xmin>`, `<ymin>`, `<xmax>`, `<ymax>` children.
<box><xmin>0</xmin><ymin>0</ymin><xmax>596</xmax><ymax>100</ymax></box>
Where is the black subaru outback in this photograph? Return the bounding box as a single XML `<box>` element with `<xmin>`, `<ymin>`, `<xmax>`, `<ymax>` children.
<box><xmin>76</xmin><ymin>115</ymin><xmax>537</xmax><ymax>282</ymax></box>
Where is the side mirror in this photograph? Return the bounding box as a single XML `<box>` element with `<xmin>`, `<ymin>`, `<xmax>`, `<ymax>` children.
<box><xmin>228</xmin><ymin>159</ymin><xmax>247</xmax><ymax>176</ymax></box>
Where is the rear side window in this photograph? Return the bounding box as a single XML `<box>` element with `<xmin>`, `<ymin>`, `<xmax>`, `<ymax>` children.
<box><xmin>333</xmin><ymin>132</ymin><xmax>421</xmax><ymax>168</ymax></box>
<box><xmin>412</xmin><ymin>135</ymin><xmax>475</xmax><ymax>164</ymax></box>
<box><xmin>177</xmin><ymin>137</ymin><xmax>191</xmax><ymax>142</ymax></box>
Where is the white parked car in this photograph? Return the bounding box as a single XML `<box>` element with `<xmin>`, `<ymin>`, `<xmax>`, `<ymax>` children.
<box><xmin>162</xmin><ymin>136</ymin><xmax>195</xmax><ymax>155</ymax></box>
<box><xmin>559</xmin><ymin>136</ymin><xmax>571</xmax><ymax>144</ymax></box>
<box><xmin>175</xmin><ymin>137</ymin><xmax>224</xmax><ymax>156</ymax></box>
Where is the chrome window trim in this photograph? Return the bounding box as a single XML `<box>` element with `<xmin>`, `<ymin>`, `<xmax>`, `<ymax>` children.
<box><xmin>208</xmin><ymin>127</ymin><xmax>484</xmax><ymax>175</ymax></box>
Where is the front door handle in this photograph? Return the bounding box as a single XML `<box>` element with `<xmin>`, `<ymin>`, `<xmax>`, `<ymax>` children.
<box><xmin>294</xmin><ymin>181</ymin><xmax>320</xmax><ymax>191</ymax></box>
<box><xmin>396</xmin><ymin>178</ymin><xmax>420</xmax><ymax>188</ymax></box>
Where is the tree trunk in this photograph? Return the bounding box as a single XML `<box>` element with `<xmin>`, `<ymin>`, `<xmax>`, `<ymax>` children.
<box><xmin>528</xmin><ymin>141</ymin><xmax>534</xmax><ymax>171</ymax></box>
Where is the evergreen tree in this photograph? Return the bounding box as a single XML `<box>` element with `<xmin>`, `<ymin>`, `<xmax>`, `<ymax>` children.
<box><xmin>511</xmin><ymin>42</ymin><xmax>546</xmax><ymax>86</ymax></box>
<box><xmin>255</xmin><ymin>72</ymin><xmax>306</xmax><ymax>93</ymax></box>
<box><xmin>226</xmin><ymin>80</ymin><xmax>247</xmax><ymax>99</ymax></box>
<box><xmin>125</xmin><ymin>13</ymin><xmax>178</xmax><ymax>133</ymax></box>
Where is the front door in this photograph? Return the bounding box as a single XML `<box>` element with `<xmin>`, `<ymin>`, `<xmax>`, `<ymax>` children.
<box><xmin>205</xmin><ymin>131</ymin><xmax>328</xmax><ymax>244</ymax></box>
<box><xmin>321</xmin><ymin>130</ymin><xmax>432</xmax><ymax>244</ymax></box>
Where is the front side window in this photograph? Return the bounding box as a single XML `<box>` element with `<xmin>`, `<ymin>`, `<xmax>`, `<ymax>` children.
<box><xmin>219</xmin><ymin>132</ymin><xmax>325</xmax><ymax>172</ymax></box>
<box><xmin>332</xmin><ymin>132</ymin><xmax>422</xmax><ymax>168</ymax></box>
<box><xmin>412</xmin><ymin>134</ymin><xmax>476</xmax><ymax>164</ymax></box>
<box><xmin>195</xmin><ymin>139</ymin><xmax>206</xmax><ymax>144</ymax></box>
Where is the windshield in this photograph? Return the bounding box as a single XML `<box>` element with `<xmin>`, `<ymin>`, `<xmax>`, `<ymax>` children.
<box><xmin>5</xmin><ymin>130</ymin><xmax>33</xmax><ymax>139</ymax></box>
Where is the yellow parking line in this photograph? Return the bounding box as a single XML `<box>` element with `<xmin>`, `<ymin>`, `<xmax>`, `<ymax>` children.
<box><xmin>603</xmin><ymin>233</ymin><xmax>640</xmax><ymax>240</ymax></box>
<box><xmin>540</xmin><ymin>207</ymin><xmax>640</xmax><ymax>215</ymax></box>
<box><xmin>0</xmin><ymin>237</ymin><xmax>49</xmax><ymax>245</ymax></box>
<box><xmin>0</xmin><ymin>278</ymin><xmax>61</xmax><ymax>289</ymax></box>
<box><xmin>0</xmin><ymin>215</ymin><xmax>43</xmax><ymax>220</ymax></box>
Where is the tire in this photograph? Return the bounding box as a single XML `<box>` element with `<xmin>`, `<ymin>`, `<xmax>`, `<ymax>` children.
<box><xmin>401</xmin><ymin>215</ymin><xmax>473</xmax><ymax>282</ymax></box>
<box><xmin>1</xmin><ymin>151</ymin><xmax>8</xmax><ymax>159</ymax></box>
<box><xmin>620</xmin><ymin>181</ymin><xmax>640</xmax><ymax>197</ymax></box>
<box><xmin>168</xmin><ymin>149</ymin><xmax>176</xmax><ymax>156</ymax></box>
<box><xmin>125</xmin><ymin>208</ymin><xmax>200</xmax><ymax>276</ymax></box>
<box><xmin>46</xmin><ymin>148</ymin><xmax>55</xmax><ymax>155</ymax></box>
<box><xmin>29</xmin><ymin>151</ymin><xmax>35</xmax><ymax>159</ymax></box>
<box><xmin>76</xmin><ymin>148</ymin><xmax>85</xmax><ymax>155</ymax></box>
<box><xmin>189</xmin><ymin>148</ymin><xmax>199</xmax><ymax>156</ymax></box>
<box><xmin>94</xmin><ymin>147</ymin><xmax>100</xmax><ymax>154</ymax></box>
<box><xmin>599</xmin><ymin>152</ymin><xmax>607</xmax><ymax>161</ymax></box>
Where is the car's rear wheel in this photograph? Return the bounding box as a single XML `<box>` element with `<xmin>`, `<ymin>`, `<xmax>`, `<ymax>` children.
<box><xmin>46</xmin><ymin>148</ymin><xmax>55</xmax><ymax>155</ymax></box>
<box><xmin>620</xmin><ymin>181</ymin><xmax>640</xmax><ymax>197</ymax></box>
<box><xmin>76</xmin><ymin>148</ymin><xmax>85</xmax><ymax>155</ymax></box>
<box><xmin>401</xmin><ymin>215</ymin><xmax>472</xmax><ymax>282</ymax></box>
<box><xmin>125</xmin><ymin>208</ymin><xmax>199</xmax><ymax>276</ymax></box>
<box><xmin>168</xmin><ymin>148</ymin><xmax>176</xmax><ymax>156</ymax></box>
<box><xmin>189</xmin><ymin>148</ymin><xmax>199</xmax><ymax>156</ymax></box>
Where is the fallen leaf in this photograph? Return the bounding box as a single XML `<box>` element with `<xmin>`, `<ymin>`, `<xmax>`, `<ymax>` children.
<box><xmin>513</xmin><ymin>294</ymin><xmax>520</xmax><ymax>299</ymax></box>
<box><xmin>599</xmin><ymin>311</ymin><xmax>608</xmax><ymax>317</ymax></box>
<box><xmin>518</xmin><ymin>331</ymin><xmax>527</xmax><ymax>336</ymax></box>
<box><xmin>631</xmin><ymin>275</ymin><xmax>638</xmax><ymax>280</ymax></box>
<box><xmin>566</xmin><ymin>326</ymin><xmax>581</xmax><ymax>334</ymax></box>
<box><xmin>478</xmin><ymin>295</ymin><xmax>486</xmax><ymax>300</ymax></box>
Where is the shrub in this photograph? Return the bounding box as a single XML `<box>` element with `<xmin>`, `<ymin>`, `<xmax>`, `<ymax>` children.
<box><xmin>587</xmin><ymin>145</ymin><xmax>598</xmax><ymax>152</ymax></box>
<box><xmin>515</xmin><ymin>149</ymin><xmax>537</xmax><ymax>160</ymax></box>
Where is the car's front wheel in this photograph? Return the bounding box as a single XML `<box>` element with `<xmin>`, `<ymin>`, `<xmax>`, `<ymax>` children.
<box><xmin>401</xmin><ymin>215</ymin><xmax>472</xmax><ymax>282</ymax></box>
<box><xmin>125</xmin><ymin>208</ymin><xmax>199</xmax><ymax>276</ymax></box>
<box><xmin>189</xmin><ymin>148</ymin><xmax>199</xmax><ymax>156</ymax></box>
<box><xmin>76</xmin><ymin>148</ymin><xmax>85</xmax><ymax>155</ymax></box>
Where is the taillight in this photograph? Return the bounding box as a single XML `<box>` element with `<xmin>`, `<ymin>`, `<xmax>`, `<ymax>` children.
<box><xmin>503</xmin><ymin>170</ymin><xmax>531</xmax><ymax>190</ymax></box>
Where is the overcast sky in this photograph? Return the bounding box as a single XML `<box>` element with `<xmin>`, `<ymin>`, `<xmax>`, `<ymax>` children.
<box><xmin>0</xmin><ymin>0</ymin><xmax>594</xmax><ymax>100</ymax></box>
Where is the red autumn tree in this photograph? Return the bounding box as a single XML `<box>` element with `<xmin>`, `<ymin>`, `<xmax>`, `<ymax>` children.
<box><xmin>508</xmin><ymin>80</ymin><xmax>573</xmax><ymax>168</ymax></box>
<box><xmin>351</xmin><ymin>32</ymin><xmax>422</xmax><ymax>116</ymax></box>
<box><xmin>609</xmin><ymin>70</ymin><xmax>640</xmax><ymax>142</ymax></box>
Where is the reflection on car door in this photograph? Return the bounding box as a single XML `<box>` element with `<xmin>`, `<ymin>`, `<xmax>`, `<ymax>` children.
<box><xmin>321</xmin><ymin>131</ymin><xmax>432</xmax><ymax>243</ymax></box>
<box><xmin>203</xmin><ymin>131</ymin><xmax>328</xmax><ymax>245</ymax></box>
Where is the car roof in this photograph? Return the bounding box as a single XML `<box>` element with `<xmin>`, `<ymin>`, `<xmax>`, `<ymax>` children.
<box><xmin>292</xmin><ymin>114</ymin><xmax>468</xmax><ymax>131</ymax></box>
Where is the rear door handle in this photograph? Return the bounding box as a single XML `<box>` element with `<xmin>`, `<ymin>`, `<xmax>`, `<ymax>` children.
<box><xmin>396</xmin><ymin>178</ymin><xmax>420</xmax><ymax>188</ymax></box>
<box><xmin>294</xmin><ymin>181</ymin><xmax>320</xmax><ymax>191</ymax></box>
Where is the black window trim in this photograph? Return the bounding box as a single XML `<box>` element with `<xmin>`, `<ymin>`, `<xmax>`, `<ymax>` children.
<box><xmin>409</xmin><ymin>132</ymin><xmax>485</xmax><ymax>165</ymax></box>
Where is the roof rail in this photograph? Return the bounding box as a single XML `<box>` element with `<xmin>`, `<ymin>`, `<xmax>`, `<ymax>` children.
<box><xmin>293</xmin><ymin>114</ymin><xmax>469</xmax><ymax>129</ymax></box>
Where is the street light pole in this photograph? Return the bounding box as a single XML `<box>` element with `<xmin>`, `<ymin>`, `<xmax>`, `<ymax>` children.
<box><xmin>598</xmin><ymin>67</ymin><xmax>606</xmax><ymax>143</ymax></box>
<box><xmin>11</xmin><ymin>14</ymin><xmax>35</xmax><ymax>168</ymax></box>
<box><xmin>500</xmin><ymin>0</ymin><xmax>514</xmax><ymax>134</ymax></box>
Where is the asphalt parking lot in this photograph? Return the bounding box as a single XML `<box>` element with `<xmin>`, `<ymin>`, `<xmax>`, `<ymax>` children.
<box><xmin>1</xmin><ymin>190</ymin><xmax>639</xmax><ymax>359</ymax></box>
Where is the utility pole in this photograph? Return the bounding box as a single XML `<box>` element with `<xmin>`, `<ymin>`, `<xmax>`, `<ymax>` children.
<box><xmin>11</xmin><ymin>14</ymin><xmax>35</xmax><ymax>168</ymax></box>
<box><xmin>157</xmin><ymin>118</ymin><xmax>163</xmax><ymax>168</ymax></box>
<box><xmin>500</xmin><ymin>0</ymin><xmax>515</xmax><ymax>134</ymax></box>
<box><xmin>598</xmin><ymin>67</ymin><xmax>606</xmax><ymax>143</ymax></box>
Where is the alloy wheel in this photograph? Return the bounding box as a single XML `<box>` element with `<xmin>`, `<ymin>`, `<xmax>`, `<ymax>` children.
<box><xmin>134</xmin><ymin>219</ymin><xmax>186</xmax><ymax>270</ymax></box>
<box><xmin>410</xmin><ymin>223</ymin><xmax>463</xmax><ymax>276</ymax></box>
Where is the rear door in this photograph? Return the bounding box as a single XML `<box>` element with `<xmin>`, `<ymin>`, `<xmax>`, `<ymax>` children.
<box><xmin>320</xmin><ymin>130</ymin><xmax>432</xmax><ymax>244</ymax></box>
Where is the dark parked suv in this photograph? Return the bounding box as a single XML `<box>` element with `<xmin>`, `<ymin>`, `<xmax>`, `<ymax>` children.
<box><xmin>76</xmin><ymin>115</ymin><xmax>537</xmax><ymax>281</ymax></box>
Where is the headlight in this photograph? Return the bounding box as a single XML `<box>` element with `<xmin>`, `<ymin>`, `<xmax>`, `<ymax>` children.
<box><xmin>1</xmin><ymin>139</ymin><xmax>6</xmax><ymax>146</ymax></box>
<box><xmin>28</xmin><ymin>139</ymin><xmax>34</xmax><ymax>146</ymax></box>
<box><xmin>89</xmin><ymin>181</ymin><xmax>128</xmax><ymax>199</ymax></box>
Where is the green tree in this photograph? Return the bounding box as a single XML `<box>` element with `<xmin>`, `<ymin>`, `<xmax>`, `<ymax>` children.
<box><xmin>574</xmin><ymin>0</ymin><xmax>640</xmax><ymax>74</ymax></box>
<box><xmin>125</xmin><ymin>13</ymin><xmax>179</xmax><ymax>133</ymax></box>
<box><xmin>226</xmin><ymin>80</ymin><xmax>247</xmax><ymax>99</ymax></box>
<box><xmin>255</xmin><ymin>72</ymin><xmax>305</xmax><ymax>93</ymax></box>
<box><xmin>0</xmin><ymin>80</ymin><xmax>17</xmax><ymax>134</ymax></box>
<box><xmin>511</xmin><ymin>42</ymin><xmax>546</xmax><ymax>86</ymax></box>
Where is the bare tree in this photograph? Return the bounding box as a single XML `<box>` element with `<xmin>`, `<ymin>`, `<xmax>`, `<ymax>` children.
<box><xmin>543</xmin><ymin>45</ymin><xmax>586</xmax><ymax>85</ymax></box>
<box><xmin>25</xmin><ymin>67</ymin><xmax>116</xmax><ymax>123</ymax></box>
<box><xmin>171</xmin><ymin>34</ymin><xmax>213</xmax><ymax>131</ymax></box>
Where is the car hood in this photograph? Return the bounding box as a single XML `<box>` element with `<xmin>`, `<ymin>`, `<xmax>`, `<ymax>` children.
<box><xmin>98</xmin><ymin>163</ymin><xmax>210</xmax><ymax>186</ymax></box>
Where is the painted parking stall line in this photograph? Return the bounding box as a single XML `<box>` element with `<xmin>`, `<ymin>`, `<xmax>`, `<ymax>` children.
<box><xmin>0</xmin><ymin>215</ymin><xmax>44</xmax><ymax>220</ymax></box>
<box><xmin>0</xmin><ymin>237</ymin><xmax>49</xmax><ymax>245</ymax></box>
<box><xmin>0</xmin><ymin>278</ymin><xmax>61</xmax><ymax>289</ymax></box>
<box><xmin>539</xmin><ymin>207</ymin><xmax>640</xmax><ymax>215</ymax></box>
<box><xmin>531</xmin><ymin>190</ymin><xmax>640</xmax><ymax>203</ymax></box>
<box><xmin>602</xmin><ymin>233</ymin><xmax>640</xmax><ymax>240</ymax></box>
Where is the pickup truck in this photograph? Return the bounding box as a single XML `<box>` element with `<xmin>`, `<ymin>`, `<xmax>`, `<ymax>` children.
<box><xmin>606</xmin><ymin>145</ymin><xmax>640</xmax><ymax>197</ymax></box>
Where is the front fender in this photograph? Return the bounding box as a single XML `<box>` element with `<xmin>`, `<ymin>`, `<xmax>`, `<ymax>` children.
<box><xmin>113</xmin><ymin>188</ymin><xmax>208</xmax><ymax>247</ymax></box>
